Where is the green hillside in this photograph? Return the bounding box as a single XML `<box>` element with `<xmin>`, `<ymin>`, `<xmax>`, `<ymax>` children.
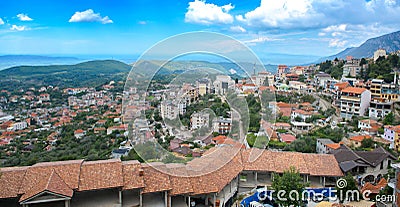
<box><xmin>0</xmin><ymin>60</ymin><xmax>131</xmax><ymax>90</ymax></box>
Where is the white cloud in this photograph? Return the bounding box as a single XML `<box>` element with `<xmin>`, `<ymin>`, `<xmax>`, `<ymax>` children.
<box><xmin>238</xmin><ymin>0</ymin><xmax>400</xmax><ymax>30</ymax></box>
<box><xmin>138</xmin><ymin>21</ymin><xmax>147</xmax><ymax>25</ymax></box>
<box><xmin>69</xmin><ymin>9</ymin><xmax>113</xmax><ymax>24</ymax></box>
<box><xmin>185</xmin><ymin>0</ymin><xmax>234</xmax><ymax>25</ymax></box>
<box><xmin>11</xmin><ymin>25</ymin><xmax>28</xmax><ymax>31</ymax></box>
<box><xmin>243</xmin><ymin>36</ymin><xmax>283</xmax><ymax>46</ymax></box>
<box><xmin>230</xmin><ymin>25</ymin><xmax>246</xmax><ymax>33</ymax></box>
<box><xmin>236</xmin><ymin>0</ymin><xmax>321</xmax><ymax>29</ymax></box>
<box><xmin>0</xmin><ymin>18</ymin><xmax>4</xmax><ymax>25</ymax></box>
<box><xmin>329</xmin><ymin>39</ymin><xmax>347</xmax><ymax>48</ymax></box>
<box><xmin>17</xmin><ymin>13</ymin><xmax>33</xmax><ymax>21</ymax></box>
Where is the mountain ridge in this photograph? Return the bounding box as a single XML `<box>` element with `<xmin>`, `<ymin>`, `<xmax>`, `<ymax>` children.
<box><xmin>319</xmin><ymin>30</ymin><xmax>400</xmax><ymax>61</ymax></box>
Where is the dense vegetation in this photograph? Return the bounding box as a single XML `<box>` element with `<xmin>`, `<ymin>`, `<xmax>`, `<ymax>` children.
<box><xmin>0</xmin><ymin>60</ymin><xmax>131</xmax><ymax>91</ymax></box>
<box><xmin>362</xmin><ymin>54</ymin><xmax>400</xmax><ymax>82</ymax></box>
<box><xmin>284</xmin><ymin>126</ymin><xmax>345</xmax><ymax>153</ymax></box>
<box><xmin>1</xmin><ymin>123</ymin><xmax>124</xmax><ymax>167</ymax></box>
<box><xmin>318</xmin><ymin>59</ymin><xmax>344</xmax><ymax>79</ymax></box>
<box><xmin>320</xmin><ymin>54</ymin><xmax>400</xmax><ymax>82</ymax></box>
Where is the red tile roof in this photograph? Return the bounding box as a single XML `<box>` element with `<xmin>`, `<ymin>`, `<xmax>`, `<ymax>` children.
<box><xmin>20</xmin><ymin>170</ymin><xmax>74</xmax><ymax>202</ymax></box>
<box><xmin>341</xmin><ymin>87</ymin><xmax>367</xmax><ymax>94</ymax></box>
<box><xmin>141</xmin><ymin>163</ymin><xmax>171</xmax><ymax>194</ymax></box>
<box><xmin>122</xmin><ymin>160</ymin><xmax>145</xmax><ymax>190</ymax></box>
<box><xmin>361</xmin><ymin>178</ymin><xmax>388</xmax><ymax>194</ymax></box>
<box><xmin>0</xmin><ymin>147</ymin><xmax>344</xmax><ymax>200</ymax></box>
<box><xmin>326</xmin><ymin>143</ymin><xmax>341</xmax><ymax>150</ymax></box>
<box><xmin>78</xmin><ymin>159</ymin><xmax>123</xmax><ymax>191</ymax></box>
<box><xmin>280</xmin><ymin>134</ymin><xmax>296</xmax><ymax>143</ymax></box>
<box><xmin>350</xmin><ymin>135</ymin><xmax>371</xmax><ymax>142</ymax></box>
<box><xmin>0</xmin><ymin>166</ymin><xmax>28</xmax><ymax>198</ymax></box>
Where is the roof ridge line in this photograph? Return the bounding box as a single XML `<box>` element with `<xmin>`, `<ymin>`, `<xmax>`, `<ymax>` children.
<box><xmin>45</xmin><ymin>169</ymin><xmax>56</xmax><ymax>190</ymax></box>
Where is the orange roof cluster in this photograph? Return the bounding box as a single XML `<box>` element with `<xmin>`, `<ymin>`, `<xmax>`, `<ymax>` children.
<box><xmin>334</xmin><ymin>82</ymin><xmax>350</xmax><ymax>90</ymax></box>
<box><xmin>350</xmin><ymin>135</ymin><xmax>371</xmax><ymax>142</ymax></box>
<box><xmin>0</xmin><ymin>146</ymin><xmax>343</xmax><ymax>201</ymax></box>
<box><xmin>361</xmin><ymin>178</ymin><xmax>388</xmax><ymax>194</ymax></box>
<box><xmin>341</xmin><ymin>87</ymin><xmax>367</xmax><ymax>94</ymax></box>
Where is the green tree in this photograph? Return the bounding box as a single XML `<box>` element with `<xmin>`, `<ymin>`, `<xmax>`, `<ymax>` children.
<box><xmin>361</xmin><ymin>138</ymin><xmax>374</xmax><ymax>149</ymax></box>
<box><xmin>383</xmin><ymin>112</ymin><xmax>395</xmax><ymax>125</ymax></box>
<box><xmin>271</xmin><ymin>166</ymin><xmax>308</xmax><ymax>207</ymax></box>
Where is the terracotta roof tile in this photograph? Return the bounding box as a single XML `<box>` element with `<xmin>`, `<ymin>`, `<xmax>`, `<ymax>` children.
<box><xmin>326</xmin><ymin>143</ymin><xmax>341</xmax><ymax>150</ymax></box>
<box><xmin>350</xmin><ymin>135</ymin><xmax>371</xmax><ymax>142</ymax></box>
<box><xmin>166</xmin><ymin>164</ymin><xmax>194</xmax><ymax>196</ymax></box>
<box><xmin>341</xmin><ymin>87</ymin><xmax>367</xmax><ymax>94</ymax></box>
<box><xmin>78</xmin><ymin>159</ymin><xmax>123</xmax><ymax>191</ymax></box>
<box><xmin>17</xmin><ymin>160</ymin><xmax>83</xmax><ymax>201</ymax></box>
<box><xmin>141</xmin><ymin>163</ymin><xmax>171</xmax><ymax>194</ymax></box>
<box><xmin>0</xmin><ymin>166</ymin><xmax>28</xmax><ymax>198</ymax></box>
<box><xmin>19</xmin><ymin>170</ymin><xmax>73</xmax><ymax>202</ymax></box>
<box><xmin>242</xmin><ymin>149</ymin><xmax>342</xmax><ymax>177</ymax></box>
<box><xmin>122</xmin><ymin>160</ymin><xmax>145</xmax><ymax>190</ymax></box>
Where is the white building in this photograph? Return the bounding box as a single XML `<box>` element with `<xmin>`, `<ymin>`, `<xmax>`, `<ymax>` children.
<box><xmin>213</xmin><ymin>116</ymin><xmax>232</xmax><ymax>134</ymax></box>
<box><xmin>12</xmin><ymin>121</ymin><xmax>28</xmax><ymax>131</ymax></box>
<box><xmin>314</xmin><ymin>73</ymin><xmax>332</xmax><ymax>88</ymax></box>
<box><xmin>339</xmin><ymin>87</ymin><xmax>371</xmax><ymax>119</ymax></box>
<box><xmin>316</xmin><ymin>138</ymin><xmax>339</xmax><ymax>154</ymax></box>
<box><xmin>291</xmin><ymin>109</ymin><xmax>312</xmax><ymax>122</ymax></box>
<box><xmin>374</xmin><ymin>48</ymin><xmax>387</xmax><ymax>61</ymax></box>
<box><xmin>160</xmin><ymin>100</ymin><xmax>179</xmax><ymax>120</ymax></box>
<box><xmin>288</xmin><ymin>81</ymin><xmax>307</xmax><ymax>91</ymax></box>
<box><xmin>213</xmin><ymin>75</ymin><xmax>235</xmax><ymax>95</ymax></box>
<box><xmin>358</xmin><ymin>119</ymin><xmax>378</xmax><ymax>130</ymax></box>
<box><xmin>190</xmin><ymin>111</ymin><xmax>210</xmax><ymax>130</ymax></box>
<box><xmin>369</xmin><ymin>100</ymin><xmax>393</xmax><ymax>119</ymax></box>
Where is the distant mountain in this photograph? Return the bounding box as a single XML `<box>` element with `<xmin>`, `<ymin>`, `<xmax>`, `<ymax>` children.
<box><xmin>0</xmin><ymin>55</ymin><xmax>83</xmax><ymax>70</ymax></box>
<box><xmin>133</xmin><ymin>60</ymin><xmax>277</xmax><ymax>77</ymax></box>
<box><xmin>320</xmin><ymin>30</ymin><xmax>400</xmax><ymax>61</ymax></box>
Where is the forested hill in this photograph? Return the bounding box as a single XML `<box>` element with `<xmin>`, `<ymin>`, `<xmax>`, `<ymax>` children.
<box><xmin>0</xmin><ymin>60</ymin><xmax>132</xmax><ymax>90</ymax></box>
<box><xmin>318</xmin><ymin>54</ymin><xmax>400</xmax><ymax>83</ymax></box>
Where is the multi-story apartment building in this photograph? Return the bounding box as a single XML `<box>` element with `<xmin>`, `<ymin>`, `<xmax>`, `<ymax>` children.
<box><xmin>383</xmin><ymin>125</ymin><xmax>400</xmax><ymax>149</ymax></box>
<box><xmin>339</xmin><ymin>87</ymin><xmax>371</xmax><ymax>119</ymax></box>
<box><xmin>370</xmin><ymin>79</ymin><xmax>384</xmax><ymax>98</ymax></box>
<box><xmin>160</xmin><ymin>100</ymin><xmax>178</xmax><ymax>120</ymax></box>
<box><xmin>342</xmin><ymin>58</ymin><xmax>361</xmax><ymax>78</ymax></box>
<box><xmin>190</xmin><ymin>111</ymin><xmax>210</xmax><ymax>130</ymax></box>
<box><xmin>213</xmin><ymin>75</ymin><xmax>235</xmax><ymax>95</ymax></box>
<box><xmin>196</xmin><ymin>78</ymin><xmax>211</xmax><ymax>96</ymax></box>
<box><xmin>369</xmin><ymin>99</ymin><xmax>393</xmax><ymax>119</ymax></box>
<box><xmin>381</xmin><ymin>82</ymin><xmax>400</xmax><ymax>101</ymax></box>
<box><xmin>276</xmin><ymin>65</ymin><xmax>289</xmax><ymax>80</ymax></box>
<box><xmin>213</xmin><ymin>116</ymin><xmax>232</xmax><ymax>134</ymax></box>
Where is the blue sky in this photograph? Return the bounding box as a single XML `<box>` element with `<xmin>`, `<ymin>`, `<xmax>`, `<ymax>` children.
<box><xmin>1</xmin><ymin>0</ymin><xmax>400</xmax><ymax>64</ymax></box>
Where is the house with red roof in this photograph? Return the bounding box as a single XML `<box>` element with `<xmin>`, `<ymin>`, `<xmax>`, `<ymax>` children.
<box><xmin>349</xmin><ymin>135</ymin><xmax>371</xmax><ymax>148</ymax></box>
<box><xmin>279</xmin><ymin>133</ymin><xmax>296</xmax><ymax>143</ymax></box>
<box><xmin>74</xmin><ymin>129</ymin><xmax>85</xmax><ymax>139</ymax></box>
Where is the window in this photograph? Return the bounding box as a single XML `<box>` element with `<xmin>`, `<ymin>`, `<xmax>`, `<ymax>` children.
<box><xmin>380</xmin><ymin>161</ymin><xmax>384</xmax><ymax>170</ymax></box>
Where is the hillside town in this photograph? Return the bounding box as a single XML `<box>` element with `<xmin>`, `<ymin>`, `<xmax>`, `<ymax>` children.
<box><xmin>2</xmin><ymin>48</ymin><xmax>400</xmax><ymax>207</ymax></box>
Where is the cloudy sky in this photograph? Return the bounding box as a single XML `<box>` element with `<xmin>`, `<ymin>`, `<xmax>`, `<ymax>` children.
<box><xmin>1</xmin><ymin>0</ymin><xmax>400</xmax><ymax>64</ymax></box>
